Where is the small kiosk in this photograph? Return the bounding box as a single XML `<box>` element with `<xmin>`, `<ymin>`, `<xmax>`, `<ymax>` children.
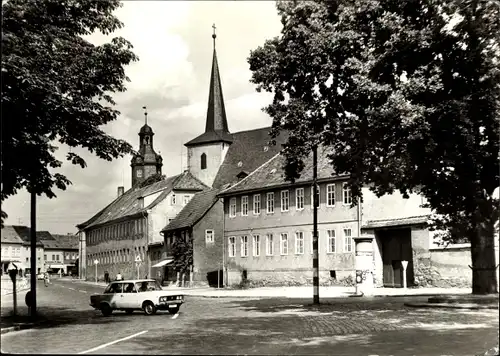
<box><xmin>354</xmin><ymin>236</ymin><xmax>375</xmax><ymax>296</ymax></box>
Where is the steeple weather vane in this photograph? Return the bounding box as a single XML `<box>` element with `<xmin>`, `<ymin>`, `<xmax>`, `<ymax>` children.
<box><xmin>142</xmin><ymin>106</ymin><xmax>148</xmax><ymax>125</ymax></box>
<box><xmin>212</xmin><ymin>23</ymin><xmax>216</xmax><ymax>47</ymax></box>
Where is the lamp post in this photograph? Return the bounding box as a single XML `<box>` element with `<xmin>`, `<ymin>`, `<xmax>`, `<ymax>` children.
<box><xmin>94</xmin><ymin>259</ymin><xmax>99</xmax><ymax>283</ymax></box>
<box><xmin>312</xmin><ymin>145</ymin><xmax>319</xmax><ymax>305</ymax></box>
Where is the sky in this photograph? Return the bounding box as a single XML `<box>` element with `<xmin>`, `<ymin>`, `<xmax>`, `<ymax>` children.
<box><xmin>3</xmin><ymin>1</ymin><xmax>283</xmax><ymax>234</ymax></box>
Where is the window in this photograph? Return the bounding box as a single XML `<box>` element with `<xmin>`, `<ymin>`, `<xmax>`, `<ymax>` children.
<box><xmin>266</xmin><ymin>234</ymin><xmax>274</xmax><ymax>256</ymax></box>
<box><xmin>38</xmin><ymin>257</ymin><xmax>40</xmax><ymax>261</ymax></box>
<box><xmin>281</xmin><ymin>190</ymin><xmax>289</xmax><ymax>212</ymax></box>
<box><xmin>241</xmin><ymin>196</ymin><xmax>249</xmax><ymax>216</ymax></box>
<box><xmin>327</xmin><ymin>184</ymin><xmax>335</xmax><ymax>207</ymax></box>
<box><xmin>296</xmin><ymin>188</ymin><xmax>304</xmax><ymax>210</ymax></box>
<box><xmin>229</xmin><ymin>198</ymin><xmax>237</xmax><ymax>217</ymax></box>
<box><xmin>26</xmin><ymin>257</ymin><xmax>29</xmax><ymax>262</ymax></box>
<box><xmin>266</xmin><ymin>192</ymin><xmax>274</xmax><ymax>214</ymax></box>
<box><xmin>228</xmin><ymin>237</ymin><xmax>236</xmax><ymax>257</ymax></box>
<box><xmin>343</xmin><ymin>183</ymin><xmax>352</xmax><ymax>205</ymax></box>
<box><xmin>241</xmin><ymin>236</ymin><xmax>248</xmax><ymax>257</ymax></box>
<box><xmin>295</xmin><ymin>231</ymin><xmax>304</xmax><ymax>254</ymax></box>
<box><xmin>44</xmin><ymin>254</ymin><xmax>47</xmax><ymax>261</ymax></box>
<box><xmin>52</xmin><ymin>255</ymin><xmax>55</xmax><ymax>261</ymax></box>
<box><xmin>327</xmin><ymin>230</ymin><xmax>336</xmax><ymax>253</ymax></box>
<box><xmin>253</xmin><ymin>194</ymin><xmax>261</xmax><ymax>215</ymax></box>
<box><xmin>205</xmin><ymin>230</ymin><xmax>214</xmax><ymax>244</ymax></box>
<box><xmin>183</xmin><ymin>195</ymin><xmax>190</xmax><ymax>205</ymax></box>
<box><xmin>201</xmin><ymin>153</ymin><xmax>207</xmax><ymax>170</ymax></box>
<box><xmin>343</xmin><ymin>228</ymin><xmax>353</xmax><ymax>252</ymax></box>
<box><xmin>280</xmin><ymin>233</ymin><xmax>288</xmax><ymax>255</ymax></box>
<box><xmin>253</xmin><ymin>235</ymin><xmax>260</xmax><ymax>256</ymax></box>
<box><xmin>171</xmin><ymin>194</ymin><xmax>176</xmax><ymax>205</ymax></box>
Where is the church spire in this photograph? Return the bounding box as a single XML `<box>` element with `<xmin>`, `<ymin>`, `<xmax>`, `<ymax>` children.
<box><xmin>205</xmin><ymin>23</ymin><xmax>229</xmax><ymax>134</ymax></box>
<box><xmin>184</xmin><ymin>25</ymin><xmax>232</xmax><ymax>148</ymax></box>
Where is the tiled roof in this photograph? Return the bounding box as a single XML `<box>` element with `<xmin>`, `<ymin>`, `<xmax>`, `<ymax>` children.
<box><xmin>80</xmin><ymin>171</ymin><xmax>207</xmax><ymax>230</ymax></box>
<box><xmin>161</xmin><ymin>188</ymin><xmax>220</xmax><ymax>233</ymax></box>
<box><xmin>212</xmin><ymin>127</ymin><xmax>289</xmax><ymax>189</ymax></box>
<box><xmin>362</xmin><ymin>215</ymin><xmax>430</xmax><ymax>229</ymax></box>
<box><xmin>219</xmin><ymin>146</ymin><xmax>340</xmax><ymax>195</ymax></box>
<box><xmin>48</xmin><ymin>234</ymin><xmax>79</xmax><ymax>250</ymax></box>
<box><xmin>0</xmin><ymin>226</ymin><xmax>25</xmax><ymax>244</ymax></box>
<box><xmin>9</xmin><ymin>225</ymin><xmax>48</xmax><ymax>246</ymax></box>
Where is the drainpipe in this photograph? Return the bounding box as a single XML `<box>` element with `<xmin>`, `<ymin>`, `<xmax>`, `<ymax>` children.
<box><xmin>142</xmin><ymin>211</ymin><xmax>150</xmax><ymax>279</ymax></box>
<box><xmin>221</xmin><ymin>197</ymin><xmax>226</xmax><ymax>287</ymax></box>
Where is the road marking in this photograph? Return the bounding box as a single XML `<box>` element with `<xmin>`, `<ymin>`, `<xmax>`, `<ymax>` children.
<box><xmin>172</xmin><ymin>313</ymin><xmax>179</xmax><ymax>319</ymax></box>
<box><xmin>78</xmin><ymin>330</ymin><xmax>148</xmax><ymax>354</ymax></box>
<box><xmin>78</xmin><ymin>290</ymin><xmax>87</xmax><ymax>293</ymax></box>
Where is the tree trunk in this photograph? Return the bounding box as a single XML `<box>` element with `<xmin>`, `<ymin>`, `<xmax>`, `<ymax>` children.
<box><xmin>470</xmin><ymin>214</ymin><xmax>498</xmax><ymax>294</ymax></box>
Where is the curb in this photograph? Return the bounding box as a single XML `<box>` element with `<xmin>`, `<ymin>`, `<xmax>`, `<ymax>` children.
<box><xmin>404</xmin><ymin>302</ymin><xmax>499</xmax><ymax>310</ymax></box>
<box><xmin>0</xmin><ymin>322</ymin><xmax>41</xmax><ymax>335</ymax></box>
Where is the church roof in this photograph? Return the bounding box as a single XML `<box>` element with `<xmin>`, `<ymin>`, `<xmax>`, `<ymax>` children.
<box><xmin>161</xmin><ymin>188</ymin><xmax>220</xmax><ymax>233</ymax></box>
<box><xmin>77</xmin><ymin>171</ymin><xmax>207</xmax><ymax>230</ymax></box>
<box><xmin>185</xmin><ymin>44</ymin><xmax>232</xmax><ymax>147</ymax></box>
<box><xmin>212</xmin><ymin>127</ymin><xmax>288</xmax><ymax>189</ymax></box>
<box><xmin>139</xmin><ymin>124</ymin><xmax>154</xmax><ymax>134</ymax></box>
<box><xmin>219</xmin><ymin>146</ymin><xmax>343</xmax><ymax>196</ymax></box>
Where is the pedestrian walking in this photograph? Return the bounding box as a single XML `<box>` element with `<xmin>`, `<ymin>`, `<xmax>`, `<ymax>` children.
<box><xmin>44</xmin><ymin>272</ymin><xmax>50</xmax><ymax>287</ymax></box>
<box><xmin>116</xmin><ymin>272</ymin><xmax>123</xmax><ymax>281</ymax></box>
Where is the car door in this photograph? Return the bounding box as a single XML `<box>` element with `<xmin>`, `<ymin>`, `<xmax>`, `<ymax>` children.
<box><xmin>120</xmin><ymin>282</ymin><xmax>139</xmax><ymax>308</ymax></box>
<box><xmin>108</xmin><ymin>283</ymin><xmax>123</xmax><ymax>308</ymax></box>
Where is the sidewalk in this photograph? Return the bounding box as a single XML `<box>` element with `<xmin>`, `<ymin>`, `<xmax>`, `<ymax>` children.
<box><xmin>58</xmin><ymin>279</ymin><xmax>472</xmax><ymax>299</ymax></box>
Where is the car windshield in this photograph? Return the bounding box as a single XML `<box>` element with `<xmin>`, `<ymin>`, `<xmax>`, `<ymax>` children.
<box><xmin>135</xmin><ymin>280</ymin><xmax>162</xmax><ymax>292</ymax></box>
<box><xmin>104</xmin><ymin>283</ymin><xmax>122</xmax><ymax>294</ymax></box>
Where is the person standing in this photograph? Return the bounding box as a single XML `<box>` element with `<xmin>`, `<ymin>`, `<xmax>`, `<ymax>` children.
<box><xmin>44</xmin><ymin>272</ymin><xmax>50</xmax><ymax>287</ymax></box>
<box><xmin>116</xmin><ymin>272</ymin><xmax>123</xmax><ymax>281</ymax></box>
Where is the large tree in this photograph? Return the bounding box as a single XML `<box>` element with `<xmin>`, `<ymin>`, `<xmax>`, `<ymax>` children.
<box><xmin>1</xmin><ymin>0</ymin><xmax>139</xmax><ymax>226</ymax></box>
<box><xmin>249</xmin><ymin>0</ymin><xmax>499</xmax><ymax>293</ymax></box>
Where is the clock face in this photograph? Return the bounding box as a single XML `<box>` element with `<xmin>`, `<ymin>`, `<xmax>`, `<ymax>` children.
<box><xmin>136</xmin><ymin>170</ymin><xmax>143</xmax><ymax>178</ymax></box>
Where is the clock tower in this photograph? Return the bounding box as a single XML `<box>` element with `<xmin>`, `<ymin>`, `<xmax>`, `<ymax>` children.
<box><xmin>131</xmin><ymin>107</ymin><xmax>163</xmax><ymax>186</ymax></box>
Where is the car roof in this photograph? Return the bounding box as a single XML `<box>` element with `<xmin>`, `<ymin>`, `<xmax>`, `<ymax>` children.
<box><xmin>110</xmin><ymin>279</ymin><xmax>156</xmax><ymax>284</ymax></box>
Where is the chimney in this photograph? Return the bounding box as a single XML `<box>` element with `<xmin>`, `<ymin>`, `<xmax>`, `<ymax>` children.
<box><xmin>117</xmin><ymin>186</ymin><xmax>125</xmax><ymax>198</ymax></box>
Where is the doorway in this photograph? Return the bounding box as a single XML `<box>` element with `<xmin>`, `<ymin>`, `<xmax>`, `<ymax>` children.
<box><xmin>379</xmin><ymin>228</ymin><xmax>414</xmax><ymax>287</ymax></box>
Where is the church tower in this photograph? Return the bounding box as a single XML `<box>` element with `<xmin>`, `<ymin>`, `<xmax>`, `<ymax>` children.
<box><xmin>184</xmin><ymin>25</ymin><xmax>232</xmax><ymax>187</ymax></box>
<box><xmin>131</xmin><ymin>107</ymin><xmax>163</xmax><ymax>186</ymax></box>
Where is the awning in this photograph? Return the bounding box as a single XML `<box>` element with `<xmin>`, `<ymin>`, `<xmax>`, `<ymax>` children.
<box><xmin>152</xmin><ymin>259</ymin><xmax>174</xmax><ymax>268</ymax></box>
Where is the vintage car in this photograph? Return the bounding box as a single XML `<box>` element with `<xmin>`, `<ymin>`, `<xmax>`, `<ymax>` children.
<box><xmin>90</xmin><ymin>279</ymin><xmax>184</xmax><ymax>316</ymax></box>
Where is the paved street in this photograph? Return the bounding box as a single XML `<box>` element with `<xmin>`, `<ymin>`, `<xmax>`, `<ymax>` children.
<box><xmin>1</xmin><ymin>279</ymin><xmax>498</xmax><ymax>355</ymax></box>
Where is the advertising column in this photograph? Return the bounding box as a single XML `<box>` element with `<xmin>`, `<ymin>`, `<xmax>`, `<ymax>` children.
<box><xmin>354</xmin><ymin>236</ymin><xmax>374</xmax><ymax>296</ymax></box>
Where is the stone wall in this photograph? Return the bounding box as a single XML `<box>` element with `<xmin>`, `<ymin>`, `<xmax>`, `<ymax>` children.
<box><xmin>428</xmin><ymin>247</ymin><xmax>472</xmax><ymax>288</ymax></box>
<box><xmin>225</xmin><ymin>268</ymin><xmax>355</xmax><ymax>287</ymax></box>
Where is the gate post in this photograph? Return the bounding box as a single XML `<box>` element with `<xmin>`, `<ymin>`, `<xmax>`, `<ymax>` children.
<box><xmin>354</xmin><ymin>236</ymin><xmax>375</xmax><ymax>296</ymax></box>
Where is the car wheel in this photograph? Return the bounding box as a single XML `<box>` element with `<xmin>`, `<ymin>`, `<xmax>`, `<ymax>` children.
<box><xmin>143</xmin><ymin>301</ymin><xmax>156</xmax><ymax>316</ymax></box>
<box><xmin>100</xmin><ymin>303</ymin><xmax>113</xmax><ymax>316</ymax></box>
<box><xmin>125</xmin><ymin>309</ymin><xmax>134</xmax><ymax>314</ymax></box>
<box><xmin>168</xmin><ymin>307</ymin><xmax>179</xmax><ymax>315</ymax></box>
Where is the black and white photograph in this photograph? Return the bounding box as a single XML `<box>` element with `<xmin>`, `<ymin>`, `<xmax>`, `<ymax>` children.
<box><xmin>1</xmin><ymin>0</ymin><xmax>499</xmax><ymax>354</ymax></box>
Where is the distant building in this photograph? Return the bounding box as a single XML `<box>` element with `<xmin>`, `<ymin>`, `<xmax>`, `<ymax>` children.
<box><xmin>1</xmin><ymin>226</ymin><xmax>48</xmax><ymax>275</ymax></box>
<box><xmin>40</xmin><ymin>234</ymin><xmax>79</xmax><ymax>275</ymax></box>
<box><xmin>1</xmin><ymin>226</ymin><xmax>24</xmax><ymax>275</ymax></box>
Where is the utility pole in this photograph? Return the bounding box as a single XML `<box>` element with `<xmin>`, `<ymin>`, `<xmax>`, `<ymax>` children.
<box><xmin>30</xmin><ymin>190</ymin><xmax>37</xmax><ymax>319</ymax></box>
<box><xmin>312</xmin><ymin>145</ymin><xmax>320</xmax><ymax>305</ymax></box>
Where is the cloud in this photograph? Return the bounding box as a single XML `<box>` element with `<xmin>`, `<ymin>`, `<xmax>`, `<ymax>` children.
<box><xmin>3</xmin><ymin>1</ymin><xmax>282</xmax><ymax>234</ymax></box>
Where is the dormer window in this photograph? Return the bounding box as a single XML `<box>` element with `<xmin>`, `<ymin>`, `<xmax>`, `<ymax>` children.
<box><xmin>201</xmin><ymin>153</ymin><xmax>207</xmax><ymax>170</ymax></box>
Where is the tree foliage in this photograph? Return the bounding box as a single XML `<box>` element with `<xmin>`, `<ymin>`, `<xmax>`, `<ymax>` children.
<box><xmin>171</xmin><ymin>233</ymin><xmax>193</xmax><ymax>275</ymax></box>
<box><xmin>249</xmin><ymin>0</ymin><xmax>499</xmax><ymax>293</ymax></box>
<box><xmin>1</xmin><ymin>0</ymin><xmax>139</xmax><ymax>224</ymax></box>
